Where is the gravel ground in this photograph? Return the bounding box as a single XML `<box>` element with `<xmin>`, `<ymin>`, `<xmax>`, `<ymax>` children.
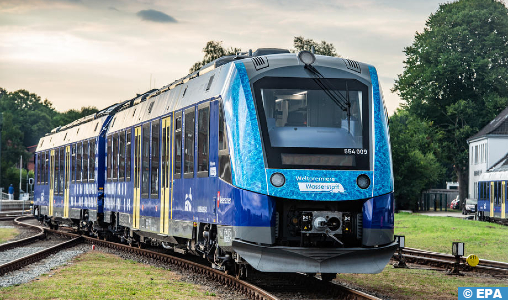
<box><xmin>0</xmin><ymin>244</ymin><xmax>90</xmax><ymax>288</ymax></box>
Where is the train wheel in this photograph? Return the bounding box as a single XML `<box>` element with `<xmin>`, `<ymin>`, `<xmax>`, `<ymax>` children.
<box><xmin>235</xmin><ymin>264</ymin><xmax>248</xmax><ymax>280</ymax></box>
<box><xmin>321</xmin><ymin>273</ymin><xmax>336</xmax><ymax>282</ymax></box>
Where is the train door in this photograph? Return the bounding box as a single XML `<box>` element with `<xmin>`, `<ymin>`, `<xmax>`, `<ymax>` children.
<box><xmin>502</xmin><ymin>181</ymin><xmax>506</xmax><ymax>219</ymax></box>
<box><xmin>133</xmin><ymin>126</ymin><xmax>141</xmax><ymax>229</ymax></box>
<box><xmin>490</xmin><ymin>181</ymin><xmax>495</xmax><ymax>218</ymax></box>
<box><xmin>64</xmin><ymin>146</ymin><xmax>70</xmax><ymax>218</ymax></box>
<box><xmin>49</xmin><ymin>149</ymin><xmax>55</xmax><ymax>216</ymax></box>
<box><xmin>160</xmin><ymin>116</ymin><xmax>172</xmax><ymax>234</ymax></box>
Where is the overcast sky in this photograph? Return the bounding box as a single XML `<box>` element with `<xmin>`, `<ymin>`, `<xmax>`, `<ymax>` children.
<box><xmin>1</xmin><ymin>0</ymin><xmax>454</xmax><ymax>114</ymax></box>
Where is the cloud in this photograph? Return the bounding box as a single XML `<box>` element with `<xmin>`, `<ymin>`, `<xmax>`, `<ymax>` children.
<box><xmin>136</xmin><ymin>9</ymin><xmax>177</xmax><ymax>23</ymax></box>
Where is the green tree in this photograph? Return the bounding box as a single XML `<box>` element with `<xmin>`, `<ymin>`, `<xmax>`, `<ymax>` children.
<box><xmin>189</xmin><ymin>41</ymin><xmax>241</xmax><ymax>73</ymax></box>
<box><xmin>390</xmin><ymin>109</ymin><xmax>444</xmax><ymax>210</ymax></box>
<box><xmin>292</xmin><ymin>36</ymin><xmax>339</xmax><ymax>56</ymax></box>
<box><xmin>52</xmin><ymin>106</ymin><xmax>99</xmax><ymax>128</ymax></box>
<box><xmin>392</xmin><ymin>0</ymin><xmax>508</xmax><ymax>208</ymax></box>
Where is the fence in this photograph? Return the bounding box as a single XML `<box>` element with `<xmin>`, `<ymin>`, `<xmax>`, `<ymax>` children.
<box><xmin>420</xmin><ymin>189</ymin><xmax>459</xmax><ymax>211</ymax></box>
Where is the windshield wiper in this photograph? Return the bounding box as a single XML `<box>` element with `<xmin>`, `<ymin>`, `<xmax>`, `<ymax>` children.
<box><xmin>304</xmin><ymin>64</ymin><xmax>352</xmax><ymax>132</ymax></box>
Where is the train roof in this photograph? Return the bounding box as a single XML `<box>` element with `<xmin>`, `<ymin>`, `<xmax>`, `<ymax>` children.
<box><xmin>38</xmin><ymin>48</ymin><xmax>373</xmax><ymax>149</ymax></box>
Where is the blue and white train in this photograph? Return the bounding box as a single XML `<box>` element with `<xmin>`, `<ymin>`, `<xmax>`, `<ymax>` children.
<box><xmin>33</xmin><ymin>48</ymin><xmax>396</xmax><ymax>279</ymax></box>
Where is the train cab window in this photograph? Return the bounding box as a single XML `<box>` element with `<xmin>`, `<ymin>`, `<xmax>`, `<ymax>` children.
<box><xmin>218</xmin><ymin>102</ymin><xmax>232</xmax><ymax>183</ymax></box>
<box><xmin>89</xmin><ymin>139</ymin><xmax>96</xmax><ymax>182</ymax></box>
<box><xmin>113</xmin><ymin>133</ymin><xmax>119</xmax><ymax>181</ymax></box>
<box><xmin>174</xmin><ymin>112</ymin><xmax>182</xmax><ymax>179</ymax></box>
<box><xmin>151</xmin><ymin>121</ymin><xmax>160</xmax><ymax>198</ymax></box>
<box><xmin>119</xmin><ymin>132</ymin><xmax>125</xmax><ymax>181</ymax></box>
<box><xmin>141</xmin><ymin>123</ymin><xmax>150</xmax><ymax>198</ymax></box>
<box><xmin>59</xmin><ymin>147</ymin><xmax>65</xmax><ymax>195</ymax></box>
<box><xmin>126</xmin><ymin>130</ymin><xmax>132</xmax><ymax>181</ymax></box>
<box><xmin>83</xmin><ymin>140</ymin><xmax>89</xmax><ymax>183</ymax></box>
<box><xmin>76</xmin><ymin>142</ymin><xmax>82</xmax><ymax>182</ymax></box>
<box><xmin>184</xmin><ymin>107</ymin><xmax>195</xmax><ymax>178</ymax></box>
<box><xmin>197</xmin><ymin>103</ymin><xmax>210</xmax><ymax>177</ymax></box>
<box><xmin>107</xmin><ymin>135</ymin><xmax>112</xmax><ymax>182</ymax></box>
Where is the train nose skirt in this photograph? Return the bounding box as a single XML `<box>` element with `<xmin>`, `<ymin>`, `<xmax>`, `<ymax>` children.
<box><xmin>232</xmin><ymin>240</ymin><xmax>398</xmax><ymax>273</ymax></box>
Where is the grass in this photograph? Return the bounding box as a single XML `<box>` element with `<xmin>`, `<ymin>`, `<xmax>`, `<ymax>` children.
<box><xmin>0</xmin><ymin>227</ymin><xmax>18</xmax><ymax>244</ymax></box>
<box><xmin>0</xmin><ymin>252</ymin><xmax>217</xmax><ymax>300</ymax></box>
<box><xmin>336</xmin><ymin>265</ymin><xmax>507</xmax><ymax>300</ymax></box>
<box><xmin>395</xmin><ymin>212</ymin><xmax>508</xmax><ymax>262</ymax></box>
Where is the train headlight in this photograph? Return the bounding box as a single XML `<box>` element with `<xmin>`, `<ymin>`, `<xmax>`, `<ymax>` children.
<box><xmin>298</xmin><ymin>51</ymin><xmax>316</xmax><ymax>65</ymax></box>
<box><xmin>270</xmin><ymin>172</ymin><xmax>286</xmax><ymax>187</ymax></box>
<box><xmin>357</xmin><ymin>174</ymin><xmax>370</xmax><ymax>189</ymax></box>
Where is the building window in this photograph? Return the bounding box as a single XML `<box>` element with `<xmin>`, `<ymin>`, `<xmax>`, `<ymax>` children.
<box><xmin>474</xmin><ymin>145</ymin><xmax>478</xmax><ymax>165</ymax></box>
<box><xmin>197</xmin><ymin>103</ymin><xmax>210</xmax><ymax>177</ymax></box>
<box><xmin>174</xmin><ymin>112</ymin><xmax>182</xmax><ymax>179</ymax></box>
<box><xmin>184</xmin><ymin>107</ymin><xmax>195</xmax><ymax>178</ymax></box>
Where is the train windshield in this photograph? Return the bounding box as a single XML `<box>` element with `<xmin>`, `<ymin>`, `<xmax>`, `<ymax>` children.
<box><xmin>253</xmin><ymin>77</ymin><xmax>370</xmax><ymax>170</ymax></box>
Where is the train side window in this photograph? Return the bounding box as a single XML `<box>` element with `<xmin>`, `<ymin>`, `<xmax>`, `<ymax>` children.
<box><xmin>113</xmin><ymin>132</ymin><xmax>119</xmax><ymax>181</ymax></box>
<box><xmin>498</xmin><ymin>181</ymin><xmax>502</xmax><ymax>205</ymax></box>
<box><xmin>184</xmin><ymin>107</ymin><xmax>195</xmax><ymax>178</ymax></box>
<box><xmin>107</xmin><ymin>135</ymin><xmax>112</xmax><ymax>182</ymax></box>
<box><xmin>151</xmin><ymin>121</ymin><xmax>160</xmax><ymax>198</ymax></box>
<box><xmin>218</xmin><ymin>102</ymin><xmax>232</xmax><ymax>183</ymax></box>
<box><xmin>45</xmin><ymin>151</ymin><xmax>49</xmax><ymax>184</ymax></box>
<box><xmin>36</xmin><ymin>153</ymin><xmax>41</xmax><ymax>184</ymax></box>
<box><xmin>54</xmin><ymin>150</ymin><xmax>59</xmax><ymax>194</ymax></box>
<box><xmin>174</xmin><ymin>112</ymin><xmax>182</xmax><ymax>179</ymax></box>
<box><xmin>71</xmin><ymin>144</ymin><xmax>76</xmax><ymax>183</ymax></box>
<box><xmin>141</xmin><ymin>122</ymin><xmax>150</xmax><ymax>198</ymax></box>
<box><xmin>59</xmin><ymin>147</ymin><xmax>64</xmax><ymax>195</ymax></box>
<box><xmin>126</xmin><ymin>130</ymin><xmax>132</xmax><ymax>181</ymax></box>
<box><xmin>83</xmin><ymin>140</ymin><xmax>89</xmax><ymax>183</ymax></box>
<box><xmin>197</xmin><ymin>103</ymin><xmax>210</xmax><ymax>177</ymax></box>
<box><xmin>77</xmin><ymin>142</ymin><xmax>82</xmax><ymax>182</ymax></box>
<box><xmin>119</xmin><ymin>131</ymin><xmax>125</xmax><ymax>181</ymax></box>
<box><xmin>89</xmin><ymin>139</ymin><xmax>96</xmax><ymax>182</ymax></box>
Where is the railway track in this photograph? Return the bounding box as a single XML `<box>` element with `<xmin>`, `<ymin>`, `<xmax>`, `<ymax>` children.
<box><xmin>7</xmin><ymin>216</ymin><xmax>381</xmax><ymax>300</ymax></box>
<box><xmin>397</xmin><ymin>247</ymin><xmax>508</xmax><ymax>275</ymax></box>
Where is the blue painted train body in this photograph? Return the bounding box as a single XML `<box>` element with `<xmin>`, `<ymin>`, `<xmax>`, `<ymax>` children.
<box><xmin>33</xmin><ymin>49</ymin><xmax>396</xmax><ymax>277</ymax></box>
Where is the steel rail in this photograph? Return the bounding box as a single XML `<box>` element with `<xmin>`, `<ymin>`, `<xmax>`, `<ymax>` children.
<box><xmin>12</xmin><ymin>217</ymin><xmax>381</xmax><ymax>299</ymax></box>
<box><xmin>397</xmin><ymin>247</ymin><xmax>508</xmax><ymax>275</ymax></box>
<box><xmin>0</xmin><ymin>217</ymin><xmax>45</xmax><ymax>252</ymax></box>
<box><xmin>0</xmin><ymin>236</ymin><xmax>83</xmax><ymax>276</ymax></box>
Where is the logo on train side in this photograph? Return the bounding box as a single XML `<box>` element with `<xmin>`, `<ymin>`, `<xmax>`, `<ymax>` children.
<box><xmin>185</xmin><ymin>188</ymin><xmax>192</xmax><ymax>211</ymax></box>
<box><xmin>295</xmin><ymin>176</ymin><xmax>345</xmax><ymax>194</ymax></box>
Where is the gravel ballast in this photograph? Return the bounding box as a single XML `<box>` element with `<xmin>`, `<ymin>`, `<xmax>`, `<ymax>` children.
<box><xmin>0</xmin><ymin>244</ymin><xmax>90</xmax><ymax>288</ymax></box>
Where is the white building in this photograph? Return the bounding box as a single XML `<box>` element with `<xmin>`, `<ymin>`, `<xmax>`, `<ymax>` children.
<box><xmin>467</xmin><ymin>107</ymin><xmax>508</xmax><ymax>200</ymax></box>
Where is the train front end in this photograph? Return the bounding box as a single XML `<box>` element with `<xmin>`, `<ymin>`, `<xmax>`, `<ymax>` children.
<box><xmin>218</xmin><ymin>50</ymin><xmax>396</xmax><ymax>274</ymax></box>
